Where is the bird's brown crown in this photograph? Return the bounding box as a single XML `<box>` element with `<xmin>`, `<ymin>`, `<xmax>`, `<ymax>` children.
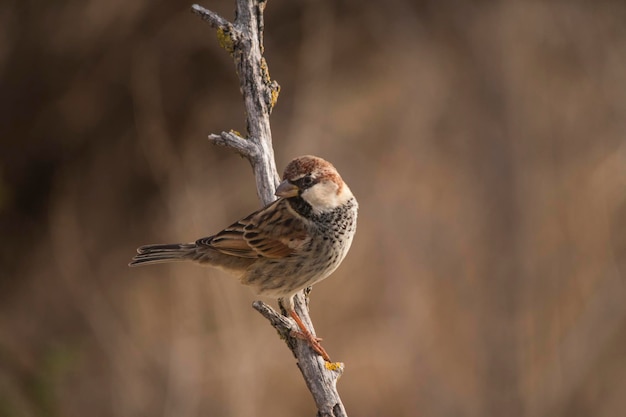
<box><xmin>282</xmin><ymin>155</ymin><xmax>343</xmax><ymax>191</ymax></box>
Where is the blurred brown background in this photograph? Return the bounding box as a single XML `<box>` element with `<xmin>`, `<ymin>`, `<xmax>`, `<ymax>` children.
<box><xmin>1</xmin><ymin>0</ymin><xmax>626</xmax><ymax>416</ymax></box>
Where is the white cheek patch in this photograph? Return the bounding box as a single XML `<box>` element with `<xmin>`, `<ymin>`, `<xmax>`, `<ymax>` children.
<box><xmin>301</xmin><ymin>181</ymin><xmax>353</xmax><ymax>213</ymax></box>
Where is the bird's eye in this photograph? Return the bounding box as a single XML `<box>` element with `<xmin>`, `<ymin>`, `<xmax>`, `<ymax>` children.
<box><xmin>300</xmin><ymin>176</ymin><xmax>314</xmax><ymax>187</ymax></box>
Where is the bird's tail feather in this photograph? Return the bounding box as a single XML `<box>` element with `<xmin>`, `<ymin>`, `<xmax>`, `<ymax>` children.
<box><xmin>129</xmin><ymin>243</ymin><xmax>197</xmax><ymax>267</ymax></box>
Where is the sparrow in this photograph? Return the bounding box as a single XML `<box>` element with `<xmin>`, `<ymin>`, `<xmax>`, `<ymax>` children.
<box><xmin>129</xmin><ymin>155</ymin><xmax>358</xmax><ymax>362</ymax></box>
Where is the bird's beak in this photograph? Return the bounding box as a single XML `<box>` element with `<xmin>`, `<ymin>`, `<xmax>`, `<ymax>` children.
<box><xmin>275</xmin><ymin>180</ymin><xmax>299</xmax><ymax>198</ymax></box>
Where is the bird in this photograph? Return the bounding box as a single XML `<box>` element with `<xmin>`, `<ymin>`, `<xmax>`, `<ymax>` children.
<box><xmin>129</xmin><ymin>155</ymin><xmax>358</xmax><ymax>362</ymax></box>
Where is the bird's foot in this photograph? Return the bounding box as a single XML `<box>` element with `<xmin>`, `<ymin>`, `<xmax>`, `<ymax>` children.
<box><xmin>288</xmin><ymin>311</ymin><xmax>332</xmax><ymax>362</ymax></box>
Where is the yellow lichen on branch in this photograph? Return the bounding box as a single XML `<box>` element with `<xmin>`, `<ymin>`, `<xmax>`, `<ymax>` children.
<box><xmin>261</xmin><ymin>57</ymin><xmax>280</xmax><ymax>110</ymax></box>
<box><xmin>325</xmin><ymin>361</ymin><xmax>344</xmax><ymax>373</ymax></box>
<box><xmin>216</xmin><ymin>28</ymin><xmax>235</xmax><ymax>54</ymax></box>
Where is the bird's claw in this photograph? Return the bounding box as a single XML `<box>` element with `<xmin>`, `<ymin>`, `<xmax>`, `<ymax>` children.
<box><xmin>290</xmin><ymin>330</ymin><xmax>331</xmax><ymax>362</ymax></box>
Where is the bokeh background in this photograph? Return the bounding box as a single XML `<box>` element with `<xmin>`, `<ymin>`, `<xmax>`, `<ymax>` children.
<box><xmin>2</xmin><ymin>0</ymin><xmax>626</xmax><ymax>416</ymax></box>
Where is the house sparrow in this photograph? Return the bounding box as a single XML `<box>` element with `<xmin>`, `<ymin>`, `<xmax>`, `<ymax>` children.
<box><xmin>130</xmin><ymin>155</ymin><xmax>358</xmax><ymax>362</ymax></box>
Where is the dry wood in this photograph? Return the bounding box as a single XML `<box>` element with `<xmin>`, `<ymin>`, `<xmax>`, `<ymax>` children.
<box><xmin>192</xmin><ymin>2</ymin><xmax>347</xmax><ymax>416</ymax></box>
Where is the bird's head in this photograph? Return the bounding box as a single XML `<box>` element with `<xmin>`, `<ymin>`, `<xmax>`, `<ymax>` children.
<box><xmin>275</xmin><ymin>155</ymin><xmax>354</xmax><ymax>214</ymax></box>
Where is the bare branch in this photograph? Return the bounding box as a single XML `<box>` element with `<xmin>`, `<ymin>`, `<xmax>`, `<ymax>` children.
<box><xmin>208</xmin><ymin>131</ymin><xmax>259</xmax><ymax>160</ymax></box>
<box><xmin>252</xmin><ymin>301</ymin><xmax>293</xmax><ymax>329</ymax></box>
<box><xmin>193</xmin><ymin>1</ymin><xmax>348</xmax><ymax>415</ymax></box>
<box><xmin>252</xmin><ymin>296</ymin><xmax>347</xmax><ymax>417</ymax></box>
<box><xmin>191</xmin><ymin>4</ymin><xmax>239</xmax><ymax>37</ymax></box>
<box><xmin>194</xmin><ymin>0</ymin><xmax>279</xmax><ymax>204</ymax></box>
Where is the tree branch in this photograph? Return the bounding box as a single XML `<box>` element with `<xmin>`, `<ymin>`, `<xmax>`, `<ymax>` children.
<box><xmin>208</xmin><ymin>131</ymin><xmax>259</xmax><ymax>160</ymax></box>
<box><xmin>192</xmin><ymin>2</ymin><xmax>347</xmax><ymax>415</ymax></box>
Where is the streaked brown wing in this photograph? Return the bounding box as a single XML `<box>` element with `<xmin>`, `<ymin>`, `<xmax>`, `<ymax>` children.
<box><xmin>197</xmin><ymin>199</ymin><xmax>309</xmax><ymax>260</ymax></box>
<box><xmin>201</xmin><ymin>221</ymin><xmax>258</xmax><ymax>258</ymax></box>
<box><xmin>243</xmin><ymin>199</ymin><xmax>310</xmax><ymax>258</ymax></box>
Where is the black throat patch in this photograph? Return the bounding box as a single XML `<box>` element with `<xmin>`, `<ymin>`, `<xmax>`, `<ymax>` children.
<box><xmin>287</xmin><ymin>196</ymin><xmax>313</xmax><ymax>218</ymax></box>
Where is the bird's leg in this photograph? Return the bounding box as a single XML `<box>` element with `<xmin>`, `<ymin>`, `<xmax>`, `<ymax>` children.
<box><xmin>289</xmin><ymin>310</ymin><xmax>332</xmax><ymax>362</ymax></box>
